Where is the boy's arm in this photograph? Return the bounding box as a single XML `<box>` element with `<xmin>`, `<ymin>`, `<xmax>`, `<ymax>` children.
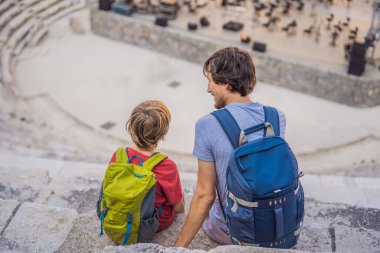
<box><xmin>173</xmin><ymin>196</ymin><xmax>185</xmax><ymax>213</ymax></box>
<box><xmin>174</xmin><ymin>159</ymin><xmax>216</xmax><ymax>248</ymax></box>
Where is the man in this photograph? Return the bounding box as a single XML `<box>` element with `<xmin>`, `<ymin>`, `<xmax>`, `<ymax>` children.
<box><xmin>174</xmin><ymin>47</ymin><xmax>286</xmax><ymax>247</ymax></box>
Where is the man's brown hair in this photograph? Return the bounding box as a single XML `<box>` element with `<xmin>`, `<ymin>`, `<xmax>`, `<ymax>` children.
<box><xmin>126</xmin><ymin>100</ymin><xmax>171</xmax><ymax>151</ymax></box>
<box><xmin>203</xmin><ymin>47</ymin><xmax>256</xmax><ymax>96</ymax></box>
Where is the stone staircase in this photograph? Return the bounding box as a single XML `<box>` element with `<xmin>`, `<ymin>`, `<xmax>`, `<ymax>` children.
<box><xmin>0</xmin><ymin>154</ymin><xmax>379</xmax><ymax>253</ymax></box>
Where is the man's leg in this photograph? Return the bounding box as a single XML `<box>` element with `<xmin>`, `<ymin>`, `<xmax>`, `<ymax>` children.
<box><xmin>202</xmin><ymin>216</ymin><xmax>231</xmax><ymax>245</ymax></box>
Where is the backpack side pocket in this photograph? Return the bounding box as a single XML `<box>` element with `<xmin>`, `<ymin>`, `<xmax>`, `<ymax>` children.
<box><xmin>138</xmin><ymin>208</ymin><xmax>160</xmax><ymax>243</ymax></box>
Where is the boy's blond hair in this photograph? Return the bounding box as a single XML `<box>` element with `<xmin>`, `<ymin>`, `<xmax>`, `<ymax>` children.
<box><xmin>126</xmin><ymin>100</ymin><xmax>171</xmax><ymax>151</ymax></box>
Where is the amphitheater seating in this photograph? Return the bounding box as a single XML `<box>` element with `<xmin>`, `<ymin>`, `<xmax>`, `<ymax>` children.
<box><xmin>44</xmin><ymin>1</ymin><xmax>86</xmax><ymax>26</ymax></box>
<box><xmin>26</xmin><ymin>20</ymin><xmax>48</xmax><ymax>48</ymax></box>
<box><xmin>0</xmin><ymin>0</ymin><xmax>86</xmax><ymax>89</ymax></box>
<box><xmin>20</xmin><ymin>0</ymin><xmax>41</xmax><ymax>9</ymax></box>
<box><xmin>0</xmin><ymin>3</ymin><xmax>21</xmax><ymax>32</ymax></box>
<box><xmin>1</xmin><ymin>46</ymin><xmax>13</xmax><ymax>86</ymax></box>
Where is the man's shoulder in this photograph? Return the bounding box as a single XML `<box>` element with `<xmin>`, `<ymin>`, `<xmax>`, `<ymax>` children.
<box><xmin>195</xmin><ymin>113</ymin><xmax>219</xmax><ymax>128</ymax></box>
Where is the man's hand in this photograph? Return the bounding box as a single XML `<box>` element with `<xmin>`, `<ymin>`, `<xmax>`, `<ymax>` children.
<box><xmin>174</xmin><ymin>160</ymin><xmax>216</xmax><ymax>248</ymax></box>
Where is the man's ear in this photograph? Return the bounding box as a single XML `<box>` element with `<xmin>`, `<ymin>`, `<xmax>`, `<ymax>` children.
<box><xmin>221</xmin><ymin>83</ymin><xmax>230</xmax><ymax>92</ymax></box>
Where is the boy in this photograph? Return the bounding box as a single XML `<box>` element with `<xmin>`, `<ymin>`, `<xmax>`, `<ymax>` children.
<box><xmin>108</xmin><ymin>100</ymin><xmax>185</xmax><ymax>232</ymax></box>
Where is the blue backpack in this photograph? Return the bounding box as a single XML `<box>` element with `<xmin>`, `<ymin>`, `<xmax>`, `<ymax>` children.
<box><xmin>211</xmin><ymin>106</ymin><xmax>304</xmax><ymax>249</ymax></box>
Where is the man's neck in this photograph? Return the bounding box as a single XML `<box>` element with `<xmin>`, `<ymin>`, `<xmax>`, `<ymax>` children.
<box><xmin>225</xmin><ymin>93</ymin><xmax>253</xmax><ymax>106</ymax></box>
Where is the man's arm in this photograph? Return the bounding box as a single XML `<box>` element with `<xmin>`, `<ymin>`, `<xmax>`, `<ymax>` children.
<box><xmin>174</xmin><ymin>159</ymin><xmax>216</xmax><ymax>248</ymax></box>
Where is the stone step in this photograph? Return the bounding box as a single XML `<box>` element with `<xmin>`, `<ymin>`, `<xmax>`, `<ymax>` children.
<box><xmin>1</xmin><ymin>154</ymin><xmax>380</xmax><ymax>209</ymax></box>
<box><xmin>1</xmin><ymin>154</ymin><xmax>380</xmax><ymax>252</ymax></box>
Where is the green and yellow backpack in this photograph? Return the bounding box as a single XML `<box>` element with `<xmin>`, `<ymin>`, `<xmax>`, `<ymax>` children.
<box><xmin>96</xmin><ymin>147</ymin><xmax>167</xmax><ymax>245</ymax></box>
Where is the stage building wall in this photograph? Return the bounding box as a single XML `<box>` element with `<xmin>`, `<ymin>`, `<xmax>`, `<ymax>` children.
<box><xmin>90</xmin><ymin>8</ymin><xmax>380</xmax><ymax>108</ymax></box>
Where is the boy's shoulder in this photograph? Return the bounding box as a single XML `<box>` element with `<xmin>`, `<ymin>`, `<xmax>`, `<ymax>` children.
<box><xmin>152</xmin><ymin>154</ymin><xmax>179</xmax><ymax>177</ymax></box>
<box><xmin>155</xmin><ymin>154</ymin><xmax>177</xmax><ymax>169</ymax></box>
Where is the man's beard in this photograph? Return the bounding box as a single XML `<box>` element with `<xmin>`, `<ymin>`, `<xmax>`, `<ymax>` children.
<box><xmin>214</xmin><ymin>95</ymin><xmax>227</xmax><ymax>109</ymax></box>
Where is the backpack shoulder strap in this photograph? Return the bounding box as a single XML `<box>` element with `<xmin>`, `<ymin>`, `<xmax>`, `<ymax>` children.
<box><xmin>211</xmin><ymin>109</ymin><xmax>240</xmax><ymax>149</ymax></box>
<box><xmin>115</xmin><ymin>147</ymin><xmax>128</xmax><ymax>163</ymax></box>
<box><xmin>263</xmin><ymin>106</ymin><xmax>281</xmax><ymax>137</ymax></box>
<box><xmin>143</xmin><ymin>153</ymin><xmax>168</xmax><ymax>172</ymax></box>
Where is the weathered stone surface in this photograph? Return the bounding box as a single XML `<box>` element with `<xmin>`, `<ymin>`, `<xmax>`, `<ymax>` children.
<box><xmin>209</xmin><ymin>245</ymin><xmax>307</xmax><ymax>252</ymax></box>
<box><xmin>333</xmin><ymin>225</ymin><xmax>380</xmax><ymax>253</ymax></box>
<box><xmin>0</xmin><ymin>183</ymin><xmax>40</xmax><ymax>203</ymax></box>
<box><xmin>152</xmin><ymin>214</ymin><xmax>220</xmax><ymax>250</ymax></box>
<box><xmin>2</xmin><ymin>202</ymin><xmax>77</xmax><ymax>253</ymax></box>
<box><xmin>0</xmin><ymin>199</ymin><xmax>19</xmax><ymax>234</ymax></box>
<box><xmin>57</xmin><ymin>210</ymin><xmax>113</xmax><ymax>253</ymax></box>
<box><xmin>90</xmin><ymin>8</ymin><xmax>380</xmax><ymax>108</ymax></box>
<box><xmin>102</xmin><ymin>244</ymin><xmax>206</xmax><ymax>253</ymax></box>
<box><xmin>58</xmin><ymin>211</ymin><xmax>219</xmax><ymax>253</ymax></box>
<box><xmin>101</xmin><ymin>244</ymin><xmax>308</xmax><ymax>253</ymax></box>
<box><xmin>295</xmin><ymin>198</ymin><xmax>380</xmax><ymax>252</ymax></box>
<box><xmin>57</xmin><ymin>188</ymin><xmax>101</xmax><ymax>213</ymax></box>
<box><xmin>0</xmin><ymin>237</ymin><xmax>26</xmax><ymax>252</ymax></box>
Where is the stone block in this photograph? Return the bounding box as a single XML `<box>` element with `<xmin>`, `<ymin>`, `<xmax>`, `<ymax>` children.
<box><xmin>3</xmin><ymin>202</ymin><xmax>77</xmax><ymax>253</ymax></box>
<box><xmin>0</xmin><ymin>199</ymin><xmax>19</xmax><ymax>233</ymax></box>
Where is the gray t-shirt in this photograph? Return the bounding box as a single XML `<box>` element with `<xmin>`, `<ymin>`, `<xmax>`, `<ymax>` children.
<box><xmin>193</xmin><ymin>102</ymin><xmax>286</xmax><ymax>236</ymax></box>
